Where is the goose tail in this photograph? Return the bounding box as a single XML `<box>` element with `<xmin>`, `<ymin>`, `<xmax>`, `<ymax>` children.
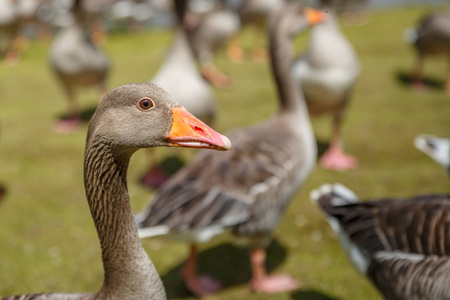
<box><xmin>310</xmin><ymin>183</ymin><xmax>358</xmax><ymax>212</ymax></box>
<box><xmin>310</xmin><ymin>184</ymin><xmax>370</xmax><ymax>274</ymax></box>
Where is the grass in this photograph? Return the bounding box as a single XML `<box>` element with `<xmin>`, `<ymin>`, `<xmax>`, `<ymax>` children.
<box><xmin>0</xmin><ymin>5</ymin><xmax>449</xmax><ymax>300</ymax></box>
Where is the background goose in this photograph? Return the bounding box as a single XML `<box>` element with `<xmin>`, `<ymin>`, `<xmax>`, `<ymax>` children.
<box><xmin>0</xmin><ymin>0</ymin><xmax>20</xmax><ymax>64</ymax></box>
<box><xmin>1</xmin><ymin>83</ymin><xmax>231</xmax><ymax>300</ymax></box>
<box><xmin>405</xmin><ymin>10</ymin><xmax>450</xmax><ymax>94</ymax></box>
<box><xmin>227</xmin><ymin>0</ymin><xmax>285</xmax><ymax>62</ymax></box>
<box><xmin>49</xmin><ymin>0</ymin><xmax>109</xmax><ymax>133</ymax></box>
<box><xmin>311</xmin><ymin>183</ymin><xmax>450</xmax><ymax>300</ymax></box>
<box><xmin>142</xmin><ymin>0</ymin><xmax>217</xmax><ymax>188</ymax></box>
<box><xmin>186</xmin><ymin>1</ymin><xmax>241</xmax><ymax>88</ymax></box>
<box><xmin>137</xmin><ymin>4</ymin><xmax>324</xmax><ymax>296</ymax></box>
<box><xmin>415</xmin><ymin>134</ymin><xmax>450</xmax><ymax>176</ymax></box>
<box><xmin>292</xmin><ymin>0</ymin><xmax>360</xmax><ymax>171</ymax></box>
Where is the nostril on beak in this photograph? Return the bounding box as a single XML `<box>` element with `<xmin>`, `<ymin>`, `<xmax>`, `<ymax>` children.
<box><xmin>193</xmin><ymin>125</ymin><xmax>207</xmax><ymax>135</ymax></box>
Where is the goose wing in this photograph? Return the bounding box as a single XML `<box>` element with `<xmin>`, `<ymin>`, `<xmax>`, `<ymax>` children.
<box><xmin>138</xmin><ymin>122</ymin><xmax>307</xmax><ymax>234</ymax></box>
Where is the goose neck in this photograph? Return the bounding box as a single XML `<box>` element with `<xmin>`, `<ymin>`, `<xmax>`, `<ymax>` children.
<box><xmin>84</xmin><ymin>139</ymin><xmax>165</xmax><ymax>299</ymax></box>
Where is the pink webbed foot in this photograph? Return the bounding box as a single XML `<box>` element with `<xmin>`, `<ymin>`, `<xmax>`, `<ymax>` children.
<box><xmin>140</xmin><ymin>165</ymin><xmax>170</xmax><ymax>189</ymax></box>
<box><xmin>54</xmin><ymin>116</ymin><xmax>82</xmax><ymax>134</ymax></box>
<box><xmin>411</xmin><ymin>80</ymin><xmax>427</xmax><ymax>93</ymax></box>
<box><xmin>250</xmin><ymin>274</ymin><xmax>299</xmax><ymax>293</ymax></box>
<box><xmin>185</xmin><ymin>274</ymin><xmax>222</xmax><ymax>297</ymax></box>
<box><xmin>320</xmin><ymin>147</ymin><xmax>358</xmax><ymax>171</ymax></box>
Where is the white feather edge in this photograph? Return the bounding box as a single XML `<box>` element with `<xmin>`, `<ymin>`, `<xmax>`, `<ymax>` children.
<box><xmin>311</xmin><ymin>183</ymin><xmax>369</xmax><ymax>274</ymax></box>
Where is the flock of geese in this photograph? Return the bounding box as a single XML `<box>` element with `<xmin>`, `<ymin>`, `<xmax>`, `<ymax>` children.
<box><xmin>1</xmin><ymin>0</ymin><xmax>449</xmax><ymax>299</ymax></box>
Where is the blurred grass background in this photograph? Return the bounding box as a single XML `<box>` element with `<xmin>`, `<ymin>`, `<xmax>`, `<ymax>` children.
<box><xmin>0</xmin><ymin>4</ymin><xmax>449</xmax><ymax>300</ymax></box>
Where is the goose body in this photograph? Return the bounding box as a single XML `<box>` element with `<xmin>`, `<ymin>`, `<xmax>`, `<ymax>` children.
<box><xmin>311</xmin><ymin>183</ymin><xmax>450</xmax><ymax>300</ymax></box>
<box><xmin>407</xmin><ymin>10</ymin><xmax>450</xmax><ymax>94</ymax></box>
<box><xmin>0</xmin><ymin>0</ymin><xmax>19</xmax><ymax>62</ymax></box>
<box><xmin>292</xmin><ymin>4</ymin><xmax>360</xmax><ymax>171</ymax></box>
<box><xmin>1</xmin><ymin>83</ymin><xmax>231</xmax><ymax>300</ymax></box>
<box><xmin>49</xmin><ymin>0</ymin><xmax>109</xmax><ymax>132</ymax></box>
<box><xmin>137</xmin><ymin>3</ymin><xmax>323</xmax><ymax>296</ymax></box>
<box><xmin>150</xmin><ymin>29</ymin><xmax>216</xmax><ymax>124</ymax></box>
<box><xmin>187</xmin><ymin>6</ymin><xmax>241</xmax><ymax>88</ymax></box>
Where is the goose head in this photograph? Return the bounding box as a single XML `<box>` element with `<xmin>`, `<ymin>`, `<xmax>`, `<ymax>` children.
<box><xmin>271</xmin><ymin>3</ymin><xmax>326</xmax><ymax>38</ymax></box>
<box><xmin>87</xmin><ymin>83</ymin><xmax>231</xmax><ymax>152</ymax></box>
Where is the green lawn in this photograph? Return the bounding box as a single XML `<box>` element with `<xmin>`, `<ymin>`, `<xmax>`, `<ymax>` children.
<box><xmin>0</xmin><ymin>5</ymin><xmax>449</xmax><ymax>300</ymax></box>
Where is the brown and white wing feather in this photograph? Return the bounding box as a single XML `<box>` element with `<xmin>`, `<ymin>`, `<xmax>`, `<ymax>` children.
<box><xmin>138</xmin><ymin>121</ymin><xmax>308</xmax><ymax>236</ymax></box>
<box><xmin>314</xmin><ymin>186</ymin><xmax>450</xmax><ymax>256</ymax></box>
<box><xmin>368</xmin><ymin>251</ymin><xmax>450</xmax><ymax>300</ymax></box>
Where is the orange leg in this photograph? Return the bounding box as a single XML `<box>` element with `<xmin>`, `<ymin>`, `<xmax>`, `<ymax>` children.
<box><xmin>181</xmin><ymin>244</ymin><xmax>222</xmax><ymax>297</ymax></box>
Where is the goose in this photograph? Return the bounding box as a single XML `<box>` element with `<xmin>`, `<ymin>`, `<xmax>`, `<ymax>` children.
<box><xmin>292</xmin><ymin>0</ymin><xmax>360</xmax><ymax>171</ymax></box>
<box><xmin>49</xmin><ymin>0</ymin><xmax>109</xmax><ymax>133</ymax></box>
<box><xmin>141</xmin><ymin>0</ymin><xmax>217</xmax><ymax>188</ymax></box>
<box><xmin>311</xmin><ymin>183</ymin><xmax>450</xmax><ymax>300</ymax></box>
<box><xmin>1</xmin><ymin>82</ymin><xmax>231</xmax><ymax>300</ymax></box>
<box><xmin>415</xmin><ymin>134</ymin><xmax>450</xmax><ymax>176</ymax></box>
<box><xmin>186</xmin><ymin>1</ymin><xmax>241</xmax><ymax>88</ymax></box>
<box><xmin>0</xmin><ymin>0</ymin><xmax>20</xmax><ymax>64</ymax></box>
<box><xmin>405</xmin><ymin>10</ymin><xmax>450</xmax><ymax>94</ymax></box>
<box><xmin>136</xmin><ymin>4</ymin><xmax>324</xmax><ymax>296</ymax></box>
<box><xmin>227</xmin><ymin>0</ymin><xmax>285</xmax><ymax>62</ymax></box>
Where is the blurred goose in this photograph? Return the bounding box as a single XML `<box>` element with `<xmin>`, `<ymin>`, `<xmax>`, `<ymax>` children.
<box><xmin>0</xmin><ymin>0</ymin><xmax>20</xmax><ymax>64</ymax></box>
<box><xmin>292</xmin><ymin>0</ymin><xmax>360</xmax><ymax>171</ymax></box>
<box><xmin>227</xmin><ymin>0</ymin><xmax>285</xmax><ymax>62</ymax></box>
<box><xmin>415</xmin><ymin>134</ymin><xmax>450</xmax><ymax>176</ymax></box>
<box><xmin>311</xmin><ymin>183</ymin><xmax>450</xmax><ymax>300</ymax></box>
<box><xmin>141</xmin><ymin>0</ymin><xmax>217</xmax><ymax>188</ymax></box>
<box><xmin>2</xmin><ymin>83</ymin><xmax>231</xmax><ymax>300</ymax></box>
<box><xmin>187</xmin><ymin>2</ymin><xmax>241</xmax><ymax>88</ymax></box>
<box><xmin>137</xmin><ymin>4</ymin><xmax>324</xmax><ymax>296</ymax></box>
<box><xmin>405</xmin><ymin>10</ymin><xmax>450</xmax><ymax>94</ymax></box>
<box><xmin>49</xmin><ymin>0</ymin><xmax>109</xmax><ymax>133</ymax></box>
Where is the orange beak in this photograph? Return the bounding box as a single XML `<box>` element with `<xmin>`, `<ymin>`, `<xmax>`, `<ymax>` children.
<box><xmin>167</xmin><ymin>106</ymin><xmax>232</xmax><ymax>151</ymax></box>
<box><xmin>306</xmin><ymin>8</ymin><xmax>327</xmax><ymax>25</ymax></box>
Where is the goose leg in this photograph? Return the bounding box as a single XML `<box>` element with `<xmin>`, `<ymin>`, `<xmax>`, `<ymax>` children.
<box><xmin>411</xmin><ymin>55</ymin><xmax>426</xmax><ymax>91</ymax></box>
<box><xmin>227</xmin><ymin>34</ymin><xmax>244</xmax><ymax>62</ymax></box>
<box><xmin>55</xmin><ymin>86</ymin><xmax>82</xmax><ymax>133</ymax></box>
<box><xmin>200</xmin><ymin>63</ymin><xmax>233</xmax><ymax>89</ymax></box>
<box><xmin>446</xmin><ymin>58</ymin><xmax>450</xmax><ymax>95</ymax></box>
<box><xmin>320</xmin><ymin>106</ymin><xmax>357</xmax><ymax>171</ymax></box>
<box><xmin>250</xmin><ymin>20</ymin><xmax>267</xmax><ymax>62</ymax></box>
<box><xmin>181</xmin><ymin>244</ymin><xmax>222</xmax><ymax>296</ymax></box>
<box><xmin>249</xmin><ymin>248</ymin><xmax>299</xmax><ymax>293</ymax></box>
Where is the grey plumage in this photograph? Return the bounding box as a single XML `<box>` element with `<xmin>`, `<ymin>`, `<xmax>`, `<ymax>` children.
<box><xmin>48</xmin><ymin>0</ymin><xmax>109</xmax><ymax>119</ymax></box>
<box><xmin>137</xmin><ymin>3</ymin><xmax>317</xmax><ymax>249</ymax></box>
<box><xmin>311</xmin><ymin>183</ymin><xmax>450</xmax><ymax>300</ymax></box>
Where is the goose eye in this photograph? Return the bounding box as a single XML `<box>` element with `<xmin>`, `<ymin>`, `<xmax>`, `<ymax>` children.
<box><xmin>139</xmin><ymin>98</ymin><xmax>154</xmax><ymax>110</ymax></box>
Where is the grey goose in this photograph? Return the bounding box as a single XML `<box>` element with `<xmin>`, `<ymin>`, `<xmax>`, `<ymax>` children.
<box><xmin>292</xmin><ymin>0</ymin><xmax>360</xmax><ymax>171</ymax></box>
<box><xmin>405</xmin><ymin>10</ymin><xmax>450</xmax><ymax>94</ymax></box>
<box><xmin>1</xmin><ymin>83</ymin><xmax>231</xmax><ymax>300</ymax></box>
<box><xmin>136</xmin><ymin>3</ymin><xmax>325</xmax><ymax>296</ymax></box>
<box><xmin>311</xmin><ymin>183</ymin><xmax>450</xmax><ymax>300</ymax></box>
<box><xmin>48</xmin><ymin>0</ymin><xmax>109</xmax><ymax>133</ymax></box>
